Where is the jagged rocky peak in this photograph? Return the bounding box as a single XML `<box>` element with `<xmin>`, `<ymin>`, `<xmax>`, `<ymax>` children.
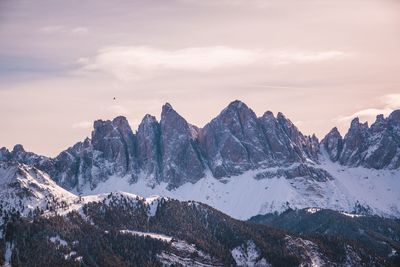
<box><xmin>2</xmin><ymin>102</ymin><xmax>399</xmax><ymax>195</ymax></box>
<box><xmin>160</xmin><ymin>102</ymin><xmax>205</xmax><ymax>188</ymax></box>
<box><xmin>262</xmin><ymin>110</ymin><xmax>274</xmax><ymax>118</ymax></box>
<box><xmin>92</xmin><ymin>116</ymin><xmax>134</xmax><ymax>156</ymax></box>
<box><xmin>260</xmin><ymin>110</ymin><xmax>319</xmax><ymax>163</ymax></box>
<box><xmin>333</xmin><ymin>110</ymin><xmax>400</xmax><ymax>169</ymax></box>
<box><xmin>199</xmin><ymin>100</ymin><xmax>269</xmax><ymax>178</ymax></box>
<box><xmin>112</xmin><ymin>115</ymin><xmax>133</xmax><ymax>134</ymax></box>
<box><xmin>338</xmin><ymin>117</ymin><xmax>369</xmax><ymax>166</ymax></box>
<box><xmin>12</xmin><ymin>144</ymin><xmax>25</xmax><ymax>154</ymax></box>
<box><xmin>92</xmin><ymin>116</ymin><xmax>133</xmax><ymax>142</ymax></box>
<box><xmin>3</xmin><ymin>144</ymin><xmax>50</xmax><ymax>168</ymax></box>
<box><xmin>276</xmin><ymin>112</ymin><xmax>301</xmax><ymax>139</ymax></box>
<box><xmin>0</xmin><ymin>147</ymin><xmax>10</xmax><ymax>161</ymax></box>
<box><xmin>92</xmin><ymin>115</ymin><xmax>138</xmax><ymax>181</ymax></box>
<box><xmin>258</xmin><ymin>110</ymin><xmax>296</xmax><ymax>161</ymax></box>
<box><xmin>321</xmin><ymin>127</ymin><xmax>343</xmax><ymax>162</ymax></box>
<box><xmin>221</xmin><ymin>100</ymin><xmax>259</xmax><ymax>126</ymax></box>
<box><xmin>350</xmin><ymin>117</ymin><xmax>369</xmax><ymax>130</ymax></box>
<box><xmin>49</xmin><ymin>115</ymin><xmax>141</xmax><ymax>192</ymax></box>
<box><xmin>10</xmin><ymin>144</ymin><xmax>28</xmax><ymax>161</ymax></box>
<box><xmin>376</xmin><ymin>114</ymin><xmax>385</xmax><ymax>123</ymax></box>
<box><xmin>388</xmin><ymin>109</ymin><xmax>400</xmax><ymax>126</ymax></box>
<box><xmin>137</xmin><ymin>114</ymin><xmax>161</xmax><ymax>184</ymax></box>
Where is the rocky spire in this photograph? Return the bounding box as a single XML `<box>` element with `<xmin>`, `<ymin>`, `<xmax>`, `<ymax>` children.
<box><xmin>0</xmin><ymin>147</ymin><xmax>10</xmax><ymax>161</ymax></box>
<box><xmin>335</xmin><ymin>112</ymin><xmax>400</xmax><ymax>169</ymax></box>
<box><xmin>91</xmin><ymin>116</ymin><xmax>138</xmax><ymax>182</ymax></box>
<box><xmin>199</xmin><ymin>100</ymin><xmax>269</xmax><ymax>178</ymax></box>
<box><xmin>321</xmin><ymin>127</ymin><xmax>343</xmax><ymax>161</ymax></box>
<box><xmin>160</xmin><ymin>103</ymin><xmax>205</xmax><ymax>188</ymax></box>
<box><xmin>137</xmin><ymin>114</ymin><xmax>162</xmax><ymax>184</ymax></box>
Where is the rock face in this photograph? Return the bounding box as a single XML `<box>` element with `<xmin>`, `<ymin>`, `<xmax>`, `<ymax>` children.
<box><xmin>136</xmin><ymin>114</ymin><xmax>162</xmax><ymax>185</ymax></box>
<box><xmin>199</xmin><ymin>101</ymin><xmax>270</xmax><ymax>177</ymax></box>
<box><xmin>50</xmin><ymin>116</ymin><xmax>140</xmax><ymax>191</ymax></box>
<box><xmin>259</xmin><ymin>111</ymin><xmax>319</xmax><ymax>164</ymax></box>
<box><xmin>159</xmin><ymin>103</ymin><xmax>205</xmax><ymax>188</ymax></box>
<box><xmin>199</xmin><ymin>101</ymin><xmax>319</xmax><ymax>178</ymax></box>
<box><xmin>321</xmin><ymin>127</ymin><xmax>343</xmax><ymax>161</ymax></box>
<box><xmin>321</xmin><ymin>110</ymin><xmax>400</xmax><ymax>169</ymax></box>
<box><xmin>1</xmin><ymin>100</ymin><xmax>399</xmax><ymax>193</ymax></box>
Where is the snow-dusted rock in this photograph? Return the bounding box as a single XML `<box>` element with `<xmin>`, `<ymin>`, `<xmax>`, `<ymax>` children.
<box><xmin>160</xmin><ymin>103</ymin><xmax>205</xmax><ymax>188</ymax></box>
<box><xmin>0</xmin><ymin>161</ymin><xmax>77</xmax><ymax>218</ymax></box>
<box><xmin>322</xmin><ymin>110</ymin><xmax>400</xmax><ymax>169</ymax></box>
<box><xmin>1</xmin><ymin>101</ymin><xmax>399</xmax><ymax>220</ymax></box>
<box><xmin>137</xmin><ymin>114</ymin><xmax>162</xmax><ymax>186</ymax></box>
<box><xmin>199</xmin><ymin>100</ymin><xmax>269</xmax><ymax>177</ymax></box>
<box><xmin>320</xmin><ymin>127</ymin><xmax>343</xmax><ymax>161</ymax></box>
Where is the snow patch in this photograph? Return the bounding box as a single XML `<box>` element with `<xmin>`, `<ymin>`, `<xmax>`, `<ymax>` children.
<box><xmin>231</xmin><ymin>240</ymin><xmax>269</xmax><ymax>267</ymax></box>
<box><xmin>49</xmin><ymin>235</ymin><xmax>68</xmax><ymax>247</ymax></box>
<box><xmin>119</xmin><ymin>230</ymin><xmax>172</xmax><ymax>242</ymax></box>
<box><xmin>306</xmin><ymin>207</ymin><xmax>321</xmax><ymax>214</ymax></box>
<box><xmin>340</xmin><ymin>212</ymin><xmax>364</xmax><ymax>218</ymax></box>
<box><xmin>76</xmin><ymin>159</ymin><xmax>400</xmax><ymax>220</ymax></box>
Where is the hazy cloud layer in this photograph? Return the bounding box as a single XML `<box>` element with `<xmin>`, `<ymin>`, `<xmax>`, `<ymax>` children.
<box><xmin>337</xmin><ymin>94</ymin><xmax>400</xmax><ymax>123</ymax></box>
<box><xmin>79</xmin><ymin>46</ymin><xmax>347</xmax><ymax>80</ymax></box>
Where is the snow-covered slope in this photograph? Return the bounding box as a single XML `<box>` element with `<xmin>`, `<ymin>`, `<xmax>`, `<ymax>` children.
<box><xmin>4</xmin><ymin>154</ymin><xmax>397</xmax><ymax>222</ymax></box>
<box><xmin>73</xmin><ymin>154</ymin><xmax>400</xmax><ymax>220</ymax></box>
<box><xmin>0</xmin><ymin>162</ymin><xmax>77</xmax><ymax>217</ymax></box>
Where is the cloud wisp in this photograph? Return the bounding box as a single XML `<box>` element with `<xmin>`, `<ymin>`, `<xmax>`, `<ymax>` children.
<box><xmin>78</xmin><ymin>46</ymin><xmax>260</xmax><ymax>80</ymax></box>
<box><xmin>38</xmin><ymin>26</ymin><xmax>89</xmax><ymax>35</ymax></box>
<box><xmin>336</xmin><ymin>94</ymin><xmax>400</xmax><ymax>123</ymax></box>
<box><xmin>77</xmin><ymin>46</ymin><xmax>348</xmax><ymax>81</ymax></box>
<box><xmin>267</xmin><ymin>50</ymin><xmax>347</xmax><ymax>65</ymax></box>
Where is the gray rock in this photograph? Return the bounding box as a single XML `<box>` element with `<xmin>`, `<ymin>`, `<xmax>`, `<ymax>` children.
<box><xmin>160</xmin><ymin>103</ymin><xmax>205</xmax><ymax>188</ymax></box>
<box><xmin>137</xmin><ymin>114</ymin><xmax>162</xmax><ymax>185</ymax></box>
<box><xmin>199</xmin><ymin>100</ymin><xmax>269</xmax><ymax>177</ymax></box>
<box><xmin>320</xmin><ymin>127</ymin><xmax>343</xmax><ymax>161</ymax></box>
<box><xmin>2</xmin><ymin>102</ymin><xmax>398</xmax><ymax>193</ymax></box>
<box><xmin>324</xmin><ymin>110</ymin><xmax>400</xmax><ymax>169</ymax></box>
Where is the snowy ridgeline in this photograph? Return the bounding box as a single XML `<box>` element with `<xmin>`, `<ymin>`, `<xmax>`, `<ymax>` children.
<box><xmin>73</xmin><ymin>158</ymin><xmax>400</xmax><ymax>220</ymax></box>
<box><xmin>0</xmin><ymin>157</ymin><xmax>399</xmax><ymax>222</ymax></box>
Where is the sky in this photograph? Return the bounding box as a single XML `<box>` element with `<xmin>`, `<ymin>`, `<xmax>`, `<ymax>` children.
<box><xmin>0</xmin><ymin>0</ymin><xmax>400</xmax><ymax>156</ymax></box>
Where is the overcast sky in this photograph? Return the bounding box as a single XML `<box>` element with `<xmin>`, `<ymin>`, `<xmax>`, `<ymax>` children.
<box><xmin>1</xmin><ymin>0</ymin><xmax>400</xmax><ymax>156</ymax></box>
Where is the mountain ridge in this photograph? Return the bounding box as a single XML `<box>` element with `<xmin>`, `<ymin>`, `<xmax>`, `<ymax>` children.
<box><xmin>1</xmin><ymin>100</ymin><xmax>399</xmax><ymax>220</ymax></box>
<box><xmin>0</xmin><ymin>162</ymin><xmax>394</xmax><ymax>266</ymax></box>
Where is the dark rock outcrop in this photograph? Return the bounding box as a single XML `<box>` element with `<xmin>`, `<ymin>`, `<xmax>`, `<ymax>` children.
<box><xmin>199</xmin><ymin>101</ymin><xmax>270</xmax><ymax>177</ymax></box>
<box><xmin>136</xmin><ymin>114</ymin><xmax>162</xmax><ymax>185</ymax></box>
<box><xmin>259</xmin><ymin>111</ymin><xmax>319</xmax><ymax>164</ymax></box>
<box><xmin>320</xmin><ymin>127</ymin><xmax>343</xmax><ymax>161</ymax></box>
<box><xmin>321</xmin><ymin>110</ymin><xmax>400</xmax><ymax>169</ymax></box>
<box><xmin>2</xmin><ymin>101</ymin><xmax>398</xmax><ymax>193</ymax></box>
<box><xmin>160</xmin><ymin>103</ymin><xmax>205</xmax><ymax>188</ymax></box>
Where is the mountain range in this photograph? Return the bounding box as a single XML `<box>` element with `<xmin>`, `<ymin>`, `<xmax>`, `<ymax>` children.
<box><xmin>1</xmin><ymin>100</ymin><xmax>399</xmax><ymax>219</ymax></box>
<box><xmin>0</xmin><ymin>100</ymin><xmax>399</xmax><ymax>266</ymax></box>
<box><xmin>0</xmin><ymin>161</ymin><xmax>398</xmax><ymax>266</ymax></box>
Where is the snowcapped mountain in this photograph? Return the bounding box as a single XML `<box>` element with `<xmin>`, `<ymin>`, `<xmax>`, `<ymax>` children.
<box><xmin>1</xmin><ymin>100</ymin><xmax>399</xmax><ymax>220</ymax></box>
<box><xmin>0</xmin><ymin>161</ymin><xmax>76</xmax><ymax>218</ymax></box>
<box><xmin>0</xmin><ymin>124</ymin><xmax>399</xmax><ymax>265</ymax></box>
<box><xmin>0</xmin><ymin>185</ymin><xmax>392</xmax><ymax>266</ymax></box>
